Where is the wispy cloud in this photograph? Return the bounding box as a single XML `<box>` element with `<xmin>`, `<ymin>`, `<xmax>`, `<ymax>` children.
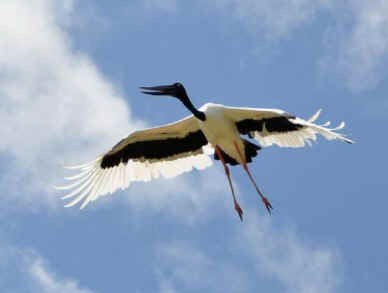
<box><xmin>201</xmin><ymin>0</ymin><xmax>331</xmax><ymax>40</ymax></box>
<box><xmin>29</xmin><ymin>258</ymin><xmax>95</xmax><ymax>293</ymax></box>
<box><xmin>123</xmin><ymin>167</ymin><xmax>229</xmax><ymax>225</ymax></box>
<box><xmin>196</xmin><ymin>0</ymin><xmax>388</xmax><ymax>92</ymax></box>
<box><xmin>155</xmin><ymin>213</ymin><xmax>341</xmax><ymax>293</ymax></box>
<box><xmin>155</xmin><ymin>240</ymin><xmax>250</xmax><ymax>293</ymax></box>
<box><xmin>321</xmin><ymin>1</ymin><xmax>388</xmax><ymax>92</ymax></box>
<box><xmin>239</xmin><ymin>214</ymin><xmax>341</xmax><ymax>293</ymax></box>
<box><xmin>0</xmin><ymin>242</ymin><xmax>95</xmax><ymax>293</ymax></box>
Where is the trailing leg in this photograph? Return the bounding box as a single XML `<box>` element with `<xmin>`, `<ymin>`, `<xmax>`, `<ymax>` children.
<box><xmin>233</xmin><ymin>141</ymin><xmax>273</xmax><ymax>214</ymax></box>
<box><xmin>215</xmin><ymin>146</ymin><xmax>243</xmax><ymax>221</ymax></box>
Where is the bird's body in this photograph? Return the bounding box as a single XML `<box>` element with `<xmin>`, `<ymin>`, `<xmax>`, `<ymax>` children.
<box><xmin>56</xmin><ymin>83</ymin><xmax>353</xmax><ymax>220</ymax></box>
<box><xmin>198</xmin><ymin>103</ymin><xmax>245</xmax><ymax>164</ymax></box>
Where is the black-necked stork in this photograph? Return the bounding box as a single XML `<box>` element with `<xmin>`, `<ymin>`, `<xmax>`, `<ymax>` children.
<box><xmin>55</xmin><ymin>82</ymin><xmax>353</xmax><ymax>220</ymax></box>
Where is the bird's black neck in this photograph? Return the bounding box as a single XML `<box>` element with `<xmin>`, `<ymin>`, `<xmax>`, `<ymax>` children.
<box><xmin>180</xmin><ymin>95</ymin><xmax>206</xmax><ymax>121</ymax></box>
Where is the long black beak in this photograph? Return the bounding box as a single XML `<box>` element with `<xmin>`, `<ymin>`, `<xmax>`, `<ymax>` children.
<box><xmin>140</xmin><ymin>85</ymin><xmax>175</xmax><ymax>96</ymax></box>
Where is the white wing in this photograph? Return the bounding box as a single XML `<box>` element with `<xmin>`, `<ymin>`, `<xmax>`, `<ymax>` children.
<box><xmin>224</xmin><ymin>106</ymin><xmax>354</xmax><ymax>148</ymax></box>
<box><xmin>55</xmin><ymin>115</ymin><xmax>213</xmax><ymax>209</ymax></box>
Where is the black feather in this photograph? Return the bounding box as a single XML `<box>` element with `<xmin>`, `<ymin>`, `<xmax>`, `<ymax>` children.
<box><xmin>236</xmin><ymin>116</ymin><xmax>304</xmax><ymax>136</ymax></box>
<box><xmin>213</xmin><ymin>140</ymin><xmax>261</xmax><ymax>166</ymax></box>
<box><xmin>101</xmin><ymin>130</ymin><xmax>208</xmax><ymax>169</ymax></box>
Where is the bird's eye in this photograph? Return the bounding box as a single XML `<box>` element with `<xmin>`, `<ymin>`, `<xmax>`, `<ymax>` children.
<box><xmin>175</xmin><ymin>82</ymin><xmax>182</xmax><ymax>88</ymax></box>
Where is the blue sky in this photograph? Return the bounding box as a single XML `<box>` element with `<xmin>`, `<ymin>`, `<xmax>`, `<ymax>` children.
<box><xmin>0</xmin><ymin>0</ymin><xmax>387</xmax><ymax>292</ymax></box>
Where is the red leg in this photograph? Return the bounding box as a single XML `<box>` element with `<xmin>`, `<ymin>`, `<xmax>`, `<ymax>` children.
<box><xmin>215</xmin><ymin>146</ymin><xmax>243</xmax><ymax>221</ymax></box>
<box><xmin>233</xmin><ymin>141</ymin><xmax>273</xmax><ymax>214</ymax></box>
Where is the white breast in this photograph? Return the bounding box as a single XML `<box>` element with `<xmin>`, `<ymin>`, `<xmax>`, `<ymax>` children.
<box><xmin>198</xmin><ymin>103</ymin><xmax>245</xmax><ymax>162</ymax></box>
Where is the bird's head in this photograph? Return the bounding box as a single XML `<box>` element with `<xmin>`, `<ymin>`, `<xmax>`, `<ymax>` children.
<box><xmin>140</xmin><ymin>82</ymin><xmax>188</xmax><ymax>100</ymax></box>
<box><xmin>140</xmin><ymin>82</ymin><xmax>205</xmax><ymax>121</ymax></box>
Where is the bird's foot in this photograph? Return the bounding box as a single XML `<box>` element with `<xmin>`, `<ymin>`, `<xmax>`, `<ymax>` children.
<box><xmin>261</xmin><ymin>196</ymin><xmax>273</xmax><ymax>215</ymax></box>
<box><xmin>234</xmin><ymin>202</ymin><xmax>244</xmax><ymax>221</ymax></box>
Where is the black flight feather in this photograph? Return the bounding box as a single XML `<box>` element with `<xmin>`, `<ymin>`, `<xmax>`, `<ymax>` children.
<box><xmin>101</xmin><ymin>130</ymin><xmax>208</xmax><ymax>169</ymax></box>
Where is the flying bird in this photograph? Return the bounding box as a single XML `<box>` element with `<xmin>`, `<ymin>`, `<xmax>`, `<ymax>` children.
<box><xmin>55</xmin><ymin>82</ymin><xmax>353</xmax><ymax>220</ymax></box>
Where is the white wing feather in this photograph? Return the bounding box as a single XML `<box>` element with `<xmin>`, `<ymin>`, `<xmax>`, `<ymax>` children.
<box><xmin>224</xmin><ymin>106</ymin><xmax>353</xmax><ymax>148</ymax></box>
<box><xmin>55</xmin><ymin>116</ymin><xmax>213</xmax><ymax>209</ymax></box>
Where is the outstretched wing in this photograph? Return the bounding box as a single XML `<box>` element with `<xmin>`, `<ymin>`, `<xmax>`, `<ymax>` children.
<box><xmin>55</xmin><ymin>115</ymin><xmax>213</xmax><ymax>209</ymax></box>
<box><xmin>224</xmin><ymin>106</ymin><xmax>353</xmax><ymax>147</ymax></box>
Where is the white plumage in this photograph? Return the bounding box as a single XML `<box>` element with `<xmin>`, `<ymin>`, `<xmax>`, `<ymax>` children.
<box><xmin>55</xmin><ymin>83</ymin><xmax>353</xmax><ymax>218</ymax></box>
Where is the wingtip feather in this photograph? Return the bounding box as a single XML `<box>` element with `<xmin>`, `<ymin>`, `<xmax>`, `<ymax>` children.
<box><xmin>308</xmin><ymin>109</ymin><xmax>322</xmax><ymax>123</ymax></box>
<box><xmin>343</xmin><ymin>137</ymin><xmax>355</xmax><ymax>144</ymax></box>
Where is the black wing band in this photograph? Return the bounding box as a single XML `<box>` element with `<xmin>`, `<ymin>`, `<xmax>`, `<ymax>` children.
<box><xmin>236</xmin><ymin>116</ymin><xmax>304</xmax><ymax>136</ymax></box>
<box><xmin>101</xmin><ymin>130</ymin><xmax>208</xmax><ymax>169</ymax></box>
<box><xmin>214</xmin><ymin>139</ymin><xmax>261</xmax><ymax>166</ymax></box>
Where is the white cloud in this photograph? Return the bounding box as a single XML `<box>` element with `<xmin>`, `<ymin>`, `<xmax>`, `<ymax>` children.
<box><xmin>155</xmin><ymin>213</ymin><xmax>341</xmax><ymax>293</ymax></box>
<box><xmin>321</xmin><ymin>0</ymin><xmax>388</xmax><ymax>92</ymax></box>
<box><xmin>198</xmin><ymin>0</ymin><xmax>388</xmax><ymax>92</ymax></box>
<box><xmin>155</xmin><ymin>240</ymin><xmax>250</xmax><ymax>293</ymax></box>
<box><xmin>29</xmin><ymin>258</ymin><xmax>94</xmax><ymax>293</ymax></box>
<box><xmin>118</xmin><ymin>165</ymin><xmax>232</xmax><ymax>225</ymax></box>
<box><xmin>0</xmin><ymin>0</ymin><xmax>227</xmax><ymax>221</ymax></box>
<box><xmin>239</xmin><ymin>214</ymin><xmax>341</xmax><ymax>293</ymax></box>
<box><xmin>202</xmin><ymin>0</ymin><xmax>331</xmax><ymax>40</ymax></box>
<box><xmin>0</xmin><ymin>242</ymin><xmax>95</xmax><ymax>293</ymax></box>
<box><xmin>0</xmin><ymin>0</ymin><xmax>137</xmax><ymax>209</ymax></box>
